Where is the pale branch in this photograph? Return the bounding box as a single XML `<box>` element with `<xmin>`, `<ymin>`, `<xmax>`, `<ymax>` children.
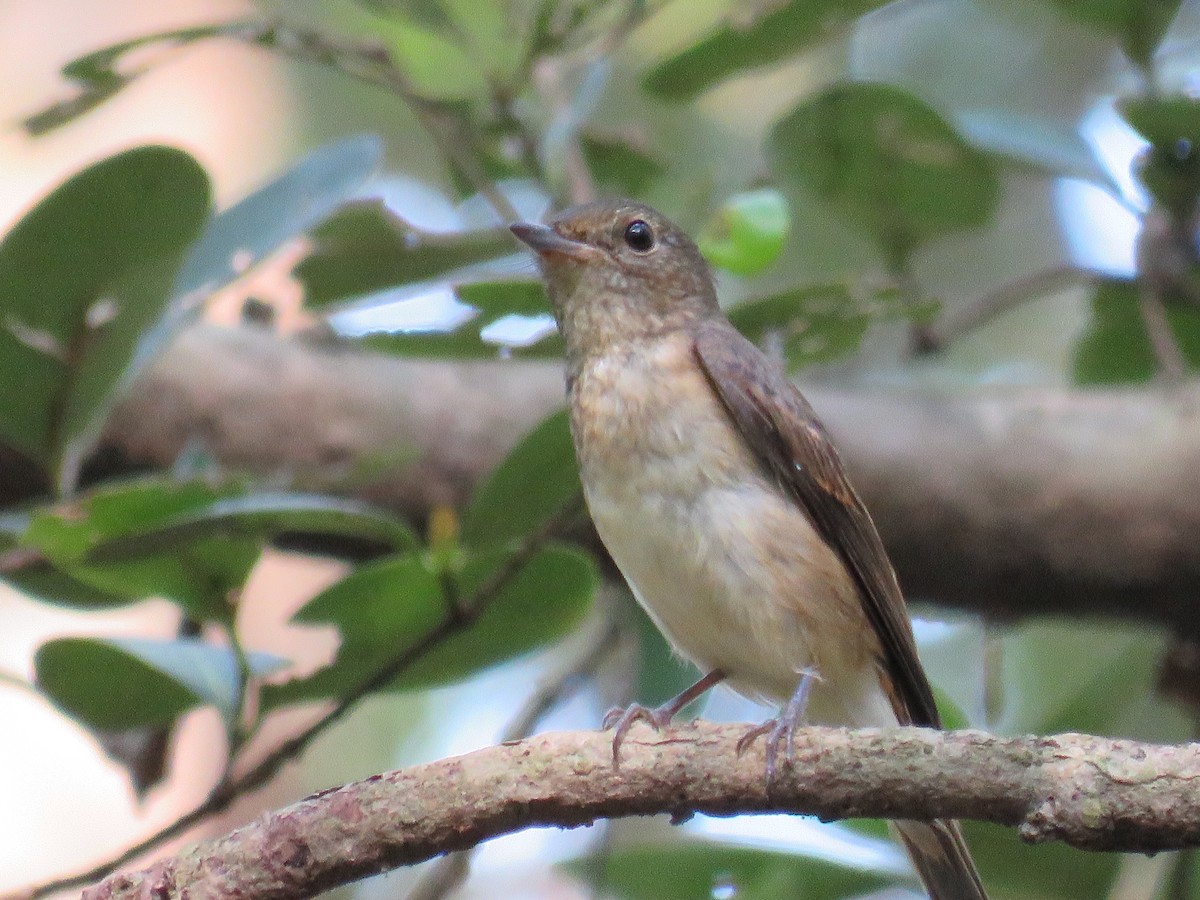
<box><xmin>94</xmin><ymin>324</ymin><xmax>1200</xmax><ymax>635</ymax></box>
<box><xmin>82</xmin><ymin>724</ymin><xmax>1200</xmax><ymax>900</ymax></box>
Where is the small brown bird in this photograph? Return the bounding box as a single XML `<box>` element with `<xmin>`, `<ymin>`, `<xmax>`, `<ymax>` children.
<box><xmin>511</xmin><ymin>200</ymin><xmax>987</xmax><ymax>900</ymax></box>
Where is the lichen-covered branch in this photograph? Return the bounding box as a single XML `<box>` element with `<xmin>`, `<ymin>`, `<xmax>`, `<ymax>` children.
<box><xmin>84</xmin><ymin>723</ymin><xmax>1200</xmax><ymax>900</ymax></box>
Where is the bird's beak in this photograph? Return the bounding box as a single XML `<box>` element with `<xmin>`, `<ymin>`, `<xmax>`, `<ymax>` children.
<box><xmin>510</xmin><ymin>222</ymin><xmax>593</xmax><ymax>261</ymax></box>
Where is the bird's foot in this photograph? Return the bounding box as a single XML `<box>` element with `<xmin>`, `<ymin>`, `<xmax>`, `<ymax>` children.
<box><xmin>736</xmin><ymin>669</ymin><xmax>820</xmax><ymax>786</ymax></box>
<box><xmin>602</xmin><ymin>669</ymin><xmax>725</xmax><ymax>768</ymax></box>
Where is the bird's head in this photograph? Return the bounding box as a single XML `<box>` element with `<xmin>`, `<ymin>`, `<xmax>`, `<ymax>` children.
<box><xmin>511</xmin><ymin>199</ymin><xmax>718</xmax><ymax>362</ymax></box>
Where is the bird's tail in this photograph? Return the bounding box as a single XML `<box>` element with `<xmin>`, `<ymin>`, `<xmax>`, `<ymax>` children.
<box><xmin>893</xmin><ymin>818</ymin><xmax>989</xmax><ymax>900</ymax></box>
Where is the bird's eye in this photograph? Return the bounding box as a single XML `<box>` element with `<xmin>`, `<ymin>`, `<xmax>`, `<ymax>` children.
<box><xmin>623</xmin><ymin>219</ymin><xmax>655</xmax><ymax>253</ymax></box>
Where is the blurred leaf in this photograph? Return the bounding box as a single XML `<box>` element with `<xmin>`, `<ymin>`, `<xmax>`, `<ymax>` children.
<box><xmin>699</xmin><ymin>189</ymin><xmax>790</xmax><ymax>276</ymax></box>
<box><xmin>23</xmin><ymin>23</ymin><xmax>252</xmax><ymax>134</ymax></box>
<box><xmin>461</xmin><ymin>408</ymin><xmax>578</xmax><ymax>547</ymax></box>
<box><xmin>769</xmin><ymin>82</ymin><xmax>999</xmax><ymax>260</ymax></box>
<box><xmin>959</xmin><ymin>820</ymin><xmax>1119</xmax><ymax>900</ymax></box>
<box><xmin>581</xmin><ymin>134</ymin><xmax>666</xmax><ymax>196</ymax></box>
<box><xmin>643</xmin><ymin>0</ymin><xmax>891</xmax><ymax>101</ymax></box>
<box><xmin>1122</xmin><ymin>96</ymin><xmax>1200</xmax><ymax>148</ymax></box>
<box><xmin>567</xmin><ymin>844</ymin><xmax>893</xmax><ymax>900</ymax></box>
<box><xmin>630</xmin><ymin>600</ymin><xmax>701</xmax><ymax>710</ymax></box>
<box><xmin>174</xmin><ymin>135</ymin><xmax>382</xmax><ymax>300</ymax></box>
<box><xmin>956</xmin><ymin>110</ymin><xmax>1120</xmax><ymax>192</ymax></box>
<box><xmin>0</xmin><ymin>147</ymin><xmax>210</xmax><ymax>487</ymax></box>
<box><xmin>36</xmin><ymin>636</ymin><xmax>285</xmax><ymax>731</ymax></box>
<box><xmin>1073</xmin><ymin>279</ymin><xmax>1200</xmax><ymax>384</ymax></box>
<box><xmin>1046</xmin><ymin>0</ymin><xmax>1181</xmax><ymax>68</ymax></box>
<box><xmin>86</xmin><ymin>492</ymin><xmax>417</xmax><ymax>561</ymax></box>
<box><xmin>373</xmin><ymin>15</ymin><xmax>489</xmax><ymax>101</ymax></box>
<box><xmin>264</xmin><ymin>545</ymin><xmax>596</xmax><ymax>708</ymax></box>
<box><xmin>363</xmin><ymin>280</ymin><xmax>563</xmax><ymax>358</ymax></box>
<box><xmin>996</xmin><ymin>620</ymin><xmax>1188</xmax><ymax>741</ymax></box>
<box><xmin>728</xmin><ymin>282</ymin><xmax>918</xmax><ymax>371</ymax></box>
<box><xmin>295</xmin><ymin>200</ymin><xmax>514</xmax><ymax>306</ymax></box>
<box><xmin>2</xmin><ymin>561</ymin><xmax>130</xmax><ymax>609</ymax></box>
<box><xmin>397</xmin><ymin>544</ymin><xmax>596</xmax><ymax>687</ymax></box>
<box><xmin>23</xmin><ymin>479</ymin><xmax>258</xmax><ymax>620</ymax></box>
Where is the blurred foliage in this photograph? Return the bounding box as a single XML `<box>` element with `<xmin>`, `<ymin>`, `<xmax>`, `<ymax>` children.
<box><xmin>5</xmin><ymin>0</ymin><xmax>1200</xmax><ymax>898</ymax></box>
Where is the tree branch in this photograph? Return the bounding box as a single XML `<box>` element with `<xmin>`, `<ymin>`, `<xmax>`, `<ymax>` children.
<box><xmin>80</xmin><ymin>723</ymin><xmax>1200</xmax><ymax>900</ymax></box>
<box><xmin>91</xmin><ymin>324</ymin><xmax>1200</xmax><ymax>635</ymax></box>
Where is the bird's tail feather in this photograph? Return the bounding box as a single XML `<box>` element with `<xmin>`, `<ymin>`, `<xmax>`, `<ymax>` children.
<box><xmin>893</xmin><ymin>819</ymin><xmax>989</xmax><ymax>900</ymax></box>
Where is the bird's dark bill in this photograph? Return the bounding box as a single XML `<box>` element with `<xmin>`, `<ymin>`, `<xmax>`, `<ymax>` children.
<box><xmin>510</xmin><ymin>222</ymin><xmax>593</xmax><ymax>260</ymax></box>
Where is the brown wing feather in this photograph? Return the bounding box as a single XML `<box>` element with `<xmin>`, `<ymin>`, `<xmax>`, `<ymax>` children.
<box><xmin>693</xmin><ymin>318</ymin><xmax>940</xmax><ymax>728</ymax></box>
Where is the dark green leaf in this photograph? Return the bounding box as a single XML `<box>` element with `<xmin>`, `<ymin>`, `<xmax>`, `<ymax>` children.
<box><xmin>768</xmin><ymin>83</ymin><xmax>999</xmax><ymax>259</ymax></box>
<box><xmin>643</xmin><ymin>1</ymin><xmax>891</xmax><ymax>101</ymax></box>
<box><xmin>397</xmin><ymin>544</ymin><xmax>596</xmax><ymax>688</ymax></box>
<box><xmin>1046</xmin><ymin>0</ymin><xmax>1181</xmax><ymax>68</ymax></box>
<box><xmin>699</xmin><ymin>189</ymin><xmax>790</xmax><ymax>276</ymax></box>
<box><xmin>36</xmin><ymin>636</ymin><xmax>285</xmax><ymax>730</ymax></box>
<box><xmin>461</xmin><ymin>409</ymin><xmax>578</xmax><ymax>547</ymax></box>
<box><xmin>23</xmin><ymin>478</ymin><xmax>260</xmax><ymax>620</ymax></box>
<box><xmin>3</xmin><ymin>561</ymin><xmax>129</xmax><ymax>609</ymax></box>
<box><xmin>0</xmin><ymin>146</ymin><xmax>210</xmax><ymax>486</ymax></box>
<box><xmin>86</xmin><ymin>492</ymin><xmax>417</xmax><ymax>561</ymax></box>
<box><xmin>566</xmin><ymin>845</ymin><xmax>893</xmax><ymax>900</ymax></box>
<box><xmin>728</xmin><ymin>282</ymin><xmax>917</xmax><ymax>371</ymax></box>
<box><xmin>1122</xmin><ymin>97</ymin><xmax>1200</xmax><ymax>148</ymax></box>
<box><xmin>264</xmin><ymin>545</ymin><xmax>596</xmax><ymax>707</ymax></box>
<box><xmin>581</xmin><ymin>134</ymin><xmax>666</xmax><ymax>196</ymax></box>
<box><xmin>1073</xmin><ymin>279</ymin><xmax>1200</xmax><ymax>384</ymax></box>
<box><xmin>295</xmin><ymin>200</ymin><xmax>514</xmax><ymax>306</ymax></box>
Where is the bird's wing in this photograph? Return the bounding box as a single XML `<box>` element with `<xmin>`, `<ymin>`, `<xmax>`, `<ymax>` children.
<box><xmin>693</xmin><ymin>318</ymin><xmax>940</xmax><ymax>728</ymax></box>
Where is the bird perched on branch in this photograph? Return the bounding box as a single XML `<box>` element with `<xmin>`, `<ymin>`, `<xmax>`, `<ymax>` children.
<box><xmin>512</xmin><ymin>199</ymin><xmax>988</xmax><ymax>900</ymax></box>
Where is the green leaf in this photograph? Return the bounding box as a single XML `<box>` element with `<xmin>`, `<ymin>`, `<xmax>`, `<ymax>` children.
<box><xmin>996</xmin><ymin>620</ymin><xmax>1188</xmax><ymax>740</ymax></box>
<box><xmin>699</xmin><ymin>189</ymin><xmax>790</xmax><ymax>276</ymax></box>
<box><xmin>295</xmin><ymin>200</ymin><xmax>515</xmax><ymax>306</ymax></box>
<box><xmin>461</xmin><ymin>408</ymin><xmax>578</xmax><ymax>547</ymax></box>
<box><xmin>86</xmin><ymin>492</ymin><xmax>417</xmax><ymax>561</ymax></box>
<box><xmin>728</xmin><ymin>282</ymin><xmax>918</xmax><ymax>371</ymax></box>
<box><xmin>363</xmin><ymin>280</ymin><xmax>563</xmax><ymax>359</ymax></box>
<box><xmin>643</xmin><ymin>0</ymin><xmax>891</xmax><ymax>101</ymax></box>
<box><xmin>0</xmin><ymin>146</ymin><xmax>210</xmax><ymax>488</ymax></box>
<box><xmin>1122</xmin><ymin>96</ymin><xmax>1200</xmax><ymax>148</ymax></box>
<box><xmin>23</xmin><ymin>478</ymin><xmax>258</xmax><ymax>620</ymax></box>
<box><xmin>566</xmin><ymin>845</ymin><xmax>893</xmax><ymax>900</ymax></box>
<box><xmin>580</xmin><ymin>134</ymin><xmax>666</xmax><ymax>197</ymax></box>
<box><xmin>35</xmin><ymin>636</ymin><xmax>285</xmax><ymax>731</ymax></box>
<box><xmin>1072</xmin><ymin>279</ymin><xmax>1200</xmax><ymax>384</ymax></box>
<box><xmin>24</xmin><ymin>23</ymin><xmax>252</xmax><ymax>135</ymax></box>
<box><xmin>402</xmin><ymin>545</ymin><xmax>596</xmax><ymax>688</ymax></box>
<box><xmin>264</xmin><ymin>545</ymin><xmax>596</xmax><ymax>708</ymax></box>
<box><xmin>372</xmin><ymin>15</ymin><xmax>489</xmax><ymax>101</ymax></box>
<box><xmin>1045</xmin><ymin>0</ymin><xmax>1181</xmax><ymax>68</ymax></box>
<box><xmin>1120</xmin><ymin>98</ymin><xmax>1200</xmax><ymax>211</ymax></box>
<box><xmin>768</xmin><ymin>82</ymin><xmax>999</xmax><ymax>260</ymax></box>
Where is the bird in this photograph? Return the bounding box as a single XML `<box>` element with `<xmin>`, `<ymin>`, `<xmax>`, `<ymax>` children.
<box><xmin>510</xmin><ymin>199</ymin><xmax>988</xmax><ymax>900</ymax></box>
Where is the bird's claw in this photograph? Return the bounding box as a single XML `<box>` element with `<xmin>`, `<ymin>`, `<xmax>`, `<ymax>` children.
<box><xmin>603</xmin><ymin>702</ymin><xmax>675</xmax><ymax>768</ymax></box>
<box><xmin>736</xmin><ymin>668</ymin><xmax>819</xmax><ymax>788</ymax></box>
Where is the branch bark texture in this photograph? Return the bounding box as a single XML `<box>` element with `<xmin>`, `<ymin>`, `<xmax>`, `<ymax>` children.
<box><xmin>83</xmin><ymin>723</ymin><xmax>1200</xmax><ymax>900</ymax></box>
<box><xmin>97</xmin><ymin>325</ymin><xmax>1200</xmax><ymax>634</ymax></box>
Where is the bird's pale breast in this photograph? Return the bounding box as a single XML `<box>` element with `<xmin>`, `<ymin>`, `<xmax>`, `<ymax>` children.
<box><xmin>571</xmin><ymin>332</ymin><xmax>892</xmax><ymax>725</ymax></box>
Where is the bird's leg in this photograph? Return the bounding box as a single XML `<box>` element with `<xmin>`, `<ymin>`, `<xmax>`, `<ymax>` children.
<box><xmin>736</xmin><ymin>668</ymin><xmax>821</xmax><ymax>784</ymax></box>
<box><xmin>603</xmin><ymin>669</ymin><xmax>725</xmax><ymax>767</ymax></box>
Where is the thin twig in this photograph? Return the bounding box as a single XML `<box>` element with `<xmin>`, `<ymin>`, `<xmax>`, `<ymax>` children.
<box><xmin>403</xmin><ymin>612</ymin><xmax>621</xmax><ymax>900</ymax></box>
<box><xmin>922</xmin><ymin>264</ymin><xmax>1094</xmax><ymax>352</ymax></box>
<box><xmin>21</xmin><ymin>498</ymin><xmax>583</xmax><ymax>899</ymax></box>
